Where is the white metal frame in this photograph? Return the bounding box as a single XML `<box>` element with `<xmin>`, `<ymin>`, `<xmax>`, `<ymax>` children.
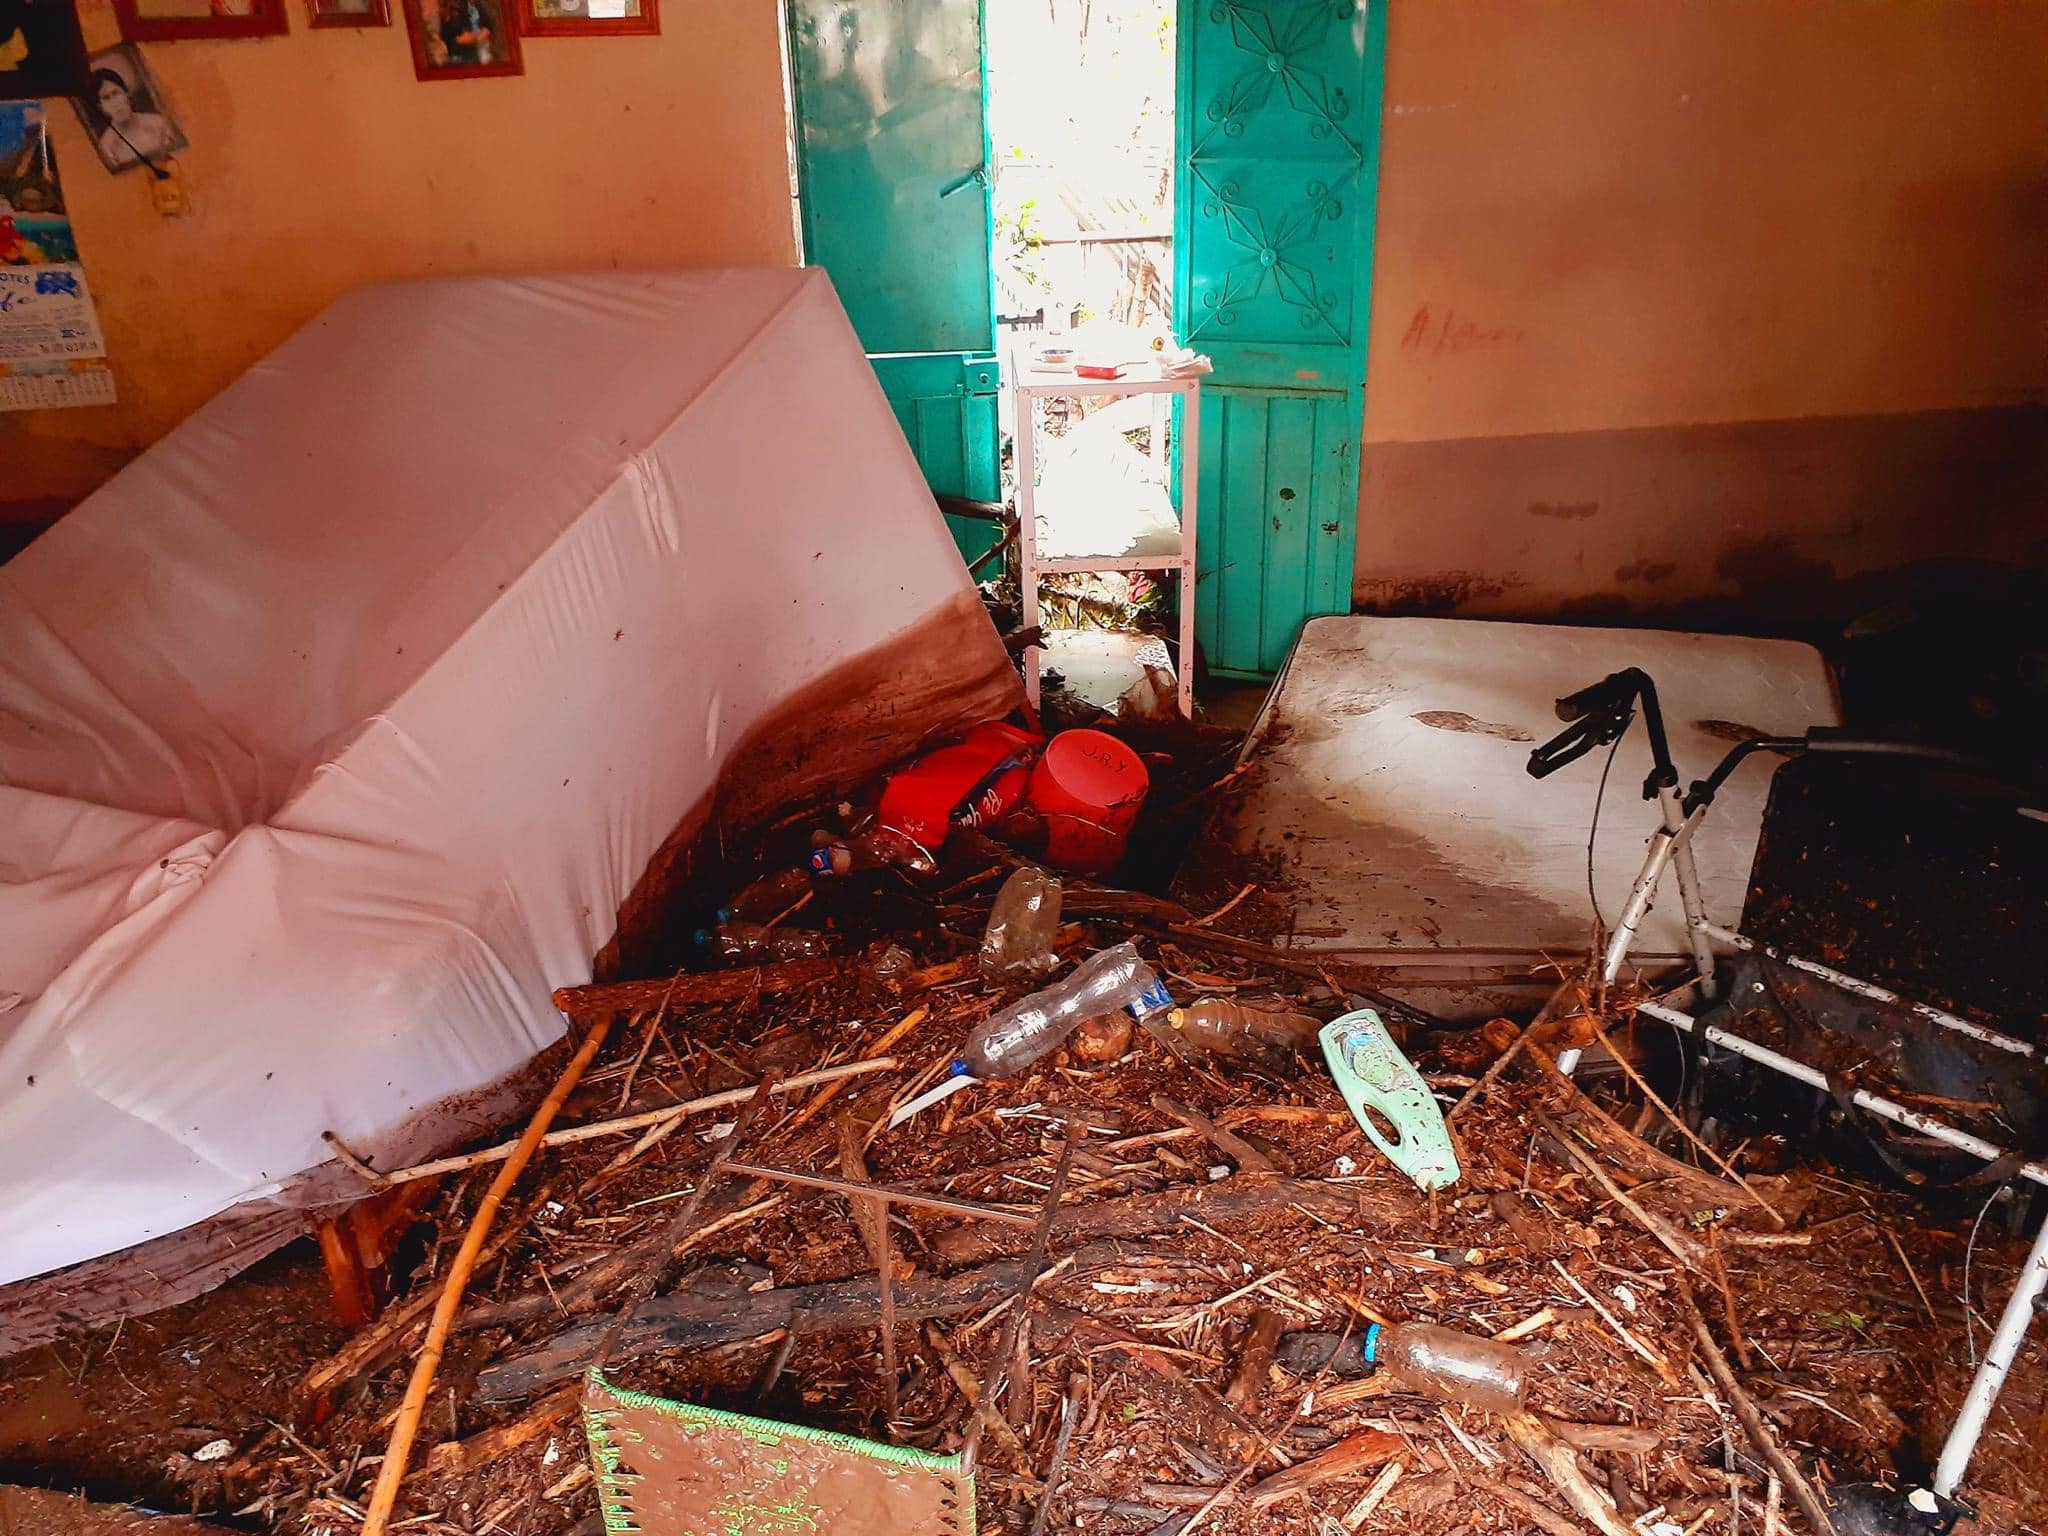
<box><xmin>1587</xmin><ymin>784</ymin><xmax>2045</xmax><ymax>1501</ymax></box>
<box><xmin>1011</xmin><ymin>345</ymin><xmax>1199</xmax><ymax>717</ymax></box>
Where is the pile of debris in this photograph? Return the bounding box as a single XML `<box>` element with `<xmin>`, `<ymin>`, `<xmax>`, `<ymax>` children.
<box><xmin>2</xmin><ymin>711</ymin><xmax>2042</xmax><ymax>1536</ymax></box>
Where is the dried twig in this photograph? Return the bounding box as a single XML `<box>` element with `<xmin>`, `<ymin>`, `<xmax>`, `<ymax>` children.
<box><xmin>378</xmin><ymin>1058</ymin><xmax>900</xmax><ymax>1185</ymax></box>
<box><xmin>360</xmin><ymin>1014</ymin><xmax>613</xmax><ymax>1536</ymax></box>
<box><xmin>961</xmin><ymin>1134</ymin><xmax>1078</xmax><ymax>1472</ymax></box>
<box><xmin>1503</xmin><ymin>1412</ymin><xmax>1634</xmax><ymax>1536</ymax></box>
<box><xmin>1679</xmin><ymin>1287</ymin><xmax>1837</xmax><ymax>1536</ymax></box>
<box><xmin>1533</xmin><ymin>1107</ymin><xmax>1707</xmax><ymax>1269</ymax></box>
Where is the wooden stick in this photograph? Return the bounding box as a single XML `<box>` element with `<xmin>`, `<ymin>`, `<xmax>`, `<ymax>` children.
<box><xmin>322</xmin><ymin>1130</ymin><xmax>394</xmax><ymax>1189</ymax></box>
<box><xmin>1472</xmin><ymin>1474</ymin><xmax>1595</xmax><ymax>1536</ymax></box>
<box><xmin>1550</xmin><ymin>1260</ymin><xmax>1678</xmax><ymax>1385</ymax></box>
<box><xmin>1533</xmin><ymin>1108</ymin><xmax>1707</xmax><ymax>1269</ymax></box>
<box><xmin>1705</xmin><ymin>1229</ymin><xmax>1755</xmax><ymax>1370</ymax></box>
<box><xmin>1679</xmin><ymin>1290</ymin><xmax>1837</xmax><ymax>1536</ymax></box>
<box><xmin>1342</xmin><ymin>1460</ymin><xmax>1403</xmax><ymax>1531</ymax></box>
<box><xmin>1588</xmin><ymin>1018</ymin><xmax>1785</xmax><ymax>1226</ymax></box>
<box><xmin>960</xmin><ymin>1134</ymin><xmax>1078</xmax><ymax>1473</ymax></box>
<box><xmin>1524</xmin><ymin>1046</ymin><xmax>1751</xmax><ymax>1208</ymax></box>
<box><xmin>718</xmin><ymin>1160</ymin><xmax>1037</xmax><ymax>1226</ymax></box>
<box><xmin>839</xmin><ymin>1117</ymin><xmax>899</xmax><ymax>1426</ymax></box>
<box><xmin>782</xmin><ymin>1007</ymin><xmax>927</xmax><ymax>1137</ymax></box>
<box><xmin>360</xmin><ymin>1014</ymin><xmax>612</xmax><ymax>1536</ymax></box>
<box><xmin>302</xmin><ymin>1187</ymin><xmax>550</xmax><ymax>1396</ymax></box>
<box><xmin>1247</xmin><ymin>1429</ymin><xmax>1402</xmax><ymax>1509</ymax></box>
<box><xmin>1502</xmin><ymin>1412</ymin><xmax>1635</xmax><ymax>1536</ymax></box>
<box><xmin>1025</xmin><ymin>1375</ymin><xmax>1085</xmax><ymax>1536</ymax></box>
<box><xmin>925</xmin><ymin>1323</ymin><xmax>1029</xmax><ymax>1469</ymax></box>
<box><xmin>377</xmin><ymin>1058</ymin><xmax>900</xmax><ymax>1184</ymax></box>
<box><xmin>1153</xmin><ymin>1095</ymin><xmax>1279</xmax><ymax>1174</ymax></box>
<box><xmin>1225</xmin><ymin>1309</ymin><xmax>1285</xmax><ymax>1410</ymax></box>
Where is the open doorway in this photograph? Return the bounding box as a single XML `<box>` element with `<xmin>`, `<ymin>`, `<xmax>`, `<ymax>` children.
<box><xmin>986</xmin><ymin>0</ymin><xmax>1175</xmax><ymax>339</ymax></box>
<box><xmin>986</xmin><ymin>0</ymin><xmax>1182</xmax><ymax>714</ymax></box>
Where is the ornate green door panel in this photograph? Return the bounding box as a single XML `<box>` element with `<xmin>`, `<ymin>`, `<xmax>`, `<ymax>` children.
<box><xmin>1195</xmin><ymin>388</ymin><xmax>1355</xmax><ymax>675</ymax></box>
<box><xmin>787</xmin><ymin>0</ymin><xmax>1000</xmax><ymax>563</ymax></box>
<box><xmin>1176</xmin><ymin>0</ymin><xmax>1386</xmax><ymax>677</ymax></box>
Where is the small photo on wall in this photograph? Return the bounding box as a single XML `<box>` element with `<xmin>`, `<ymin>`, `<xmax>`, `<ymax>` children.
<box><xmin>401</xmin><ymin>0</ymin><xmax>522</xmax><ymax>79</ymax></box>
<box><xmin>72</xmin><ymin>43</ymin><xmax>187</xmax><ymax>175</ymax></box>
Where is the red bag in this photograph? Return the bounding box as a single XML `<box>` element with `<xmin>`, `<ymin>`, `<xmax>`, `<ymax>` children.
<box><xmin>878</xmin><ymin>722</ymin><xmax>1043</xmax><ymax>854</ymax></box>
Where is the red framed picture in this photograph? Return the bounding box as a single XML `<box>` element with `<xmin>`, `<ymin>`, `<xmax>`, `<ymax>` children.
<box><xmin>518</xmin><ymin>0</ymin><xmax>655</xmax><ymax>38</ymax></box>
<box><xmin>112</xmin><ymin>0</ymin><xmax>289</xmax><ymax>42</ymax></box>
<box><xmin>306</xmin><ymin>0</ymin><xmax>390</xmax><ymax>27</ymax></box>
<box><xmin>399</xmin><ymin>0</ymin><xmax>520</xmax><ymax>79</ymax></box>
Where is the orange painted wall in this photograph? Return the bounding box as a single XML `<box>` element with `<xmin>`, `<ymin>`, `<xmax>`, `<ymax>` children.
<box><xmin>1354</xmin><ymin>0</ymin><xmax>2048</xmax><ymax>625</ymax></box>
<box><xmin>5</xmin><ymin>0</ymin><xmax>796</xmax><ymax>505</ymax></box>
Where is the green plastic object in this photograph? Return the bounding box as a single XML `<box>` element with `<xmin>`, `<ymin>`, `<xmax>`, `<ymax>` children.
<box><xmin>1320</xmin><ymin>1007</ymin><xmax>1460</xmax><ymax>1191</ymax></box>
<box><xmin>584</xmin><ymin>1370</ymin><xmax>973</xmax><ymax>1536</ymax></box>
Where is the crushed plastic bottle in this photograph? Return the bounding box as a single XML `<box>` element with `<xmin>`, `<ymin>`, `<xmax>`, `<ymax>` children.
<box><xmin>980</xmin><ymin>866</ymin><xmax>1064</xmax><ymax>977</ymax></box>
<box><xmin>1367</xmin><ymin>1322</ymin><xmax>1528</xmax><ymax>1413</ymax></box>
<box><xmin>886</xmin><ymin>944</ymin><xmax>1172</xmax><ymax>1128</ymax></box>
<box><xmin>807</xmin><ymin>825</ymin><xmax>937</xmax><ymax>876</ymax></box>
<box><xmin>964</xmin><ymin>942</ymin><xmax>1170</xmax><ymax>1078</ymax></box>
<box><xmin>1140</xmin><ymin>997</ymin><xmax>1322</xmax><ymax>1069</ymax></box>
<box><xmin>696</xmin><ymin>921</ymin><xmax>832</xmax><ymax>963</ymax></box>
<box><xmin>865</xmin><ymin>942</ymin><xmax>914</xmax><ymax>985</ymax></box>
<box><xmin>720</xmin><ymin>867</ymin><xmax>813</xmax><ymax>923</ymax></box>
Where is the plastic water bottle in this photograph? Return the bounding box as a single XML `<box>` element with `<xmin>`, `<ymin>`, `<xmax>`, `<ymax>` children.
<box><xmin>980</xmin><ymin>866</ymin><xmax>1063</xmax><ymax>976</ymax></box>
<box><xmin>1144</xmin><ymin>998</ymin><xmax>1321</xmax><ymax>1067</ymax></box>
<box><xmin>1366</xmin><ymin>1322</ymin><xmax>1528</xmax><ymax>1413</ymax></box>
<box><xmin>962</xmin><ymin>942</ymin><xmax>1170</xmax><ymax>1078</ymax></box>
<box><xmin>697</xmin><ymin>921</ymin><xmax>832</xmax><ymax>962</ymax></box>
<box><xmin>807</xmin><ymin>826</ymin><xmax>936</xmax><ymax>876</ymax></box>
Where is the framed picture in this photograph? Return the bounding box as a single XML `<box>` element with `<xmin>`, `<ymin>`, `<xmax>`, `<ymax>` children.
<box><xmin>519</xmin><ymin>0</ymin><xmax>654</xmax><ymax>39</ymax></box>
<box><xmin>0</xmin><ymin>0</ymin><xmax>92</xmax><ymax>102</ymax></box>
<box><xmin>112</xmin><ymin>0</ymin><xmax>288</xmax><ymax>42</ymax></box>
<box><xmin>306</xmin><ymin>0</ymin><xmax>388</xmax><ymax>27</ymax></box>
<box><xmin>71</xmin><ymin>44</ymin><xmax>188</xmax><ymax>175</ymax></box>
<box><xmin>399</xmin><ymin>0</ymin><xmax>520</xmax><ymax>79</ymax></box>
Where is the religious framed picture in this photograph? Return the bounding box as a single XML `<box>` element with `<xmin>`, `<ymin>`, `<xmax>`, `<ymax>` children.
<box><xmin>400</xmin><ymin>0</ymin><xmax>521</xmax><ymax>79</ymax></box>
<box><xmin>112</xmin><ymin>0</ymin><xmax>288</xmax><ymax>43</ymax></box>
<box><xmin>71</xmin><ymin>44</ymin><xmax>189</xmax><ymax>175</ymax></box>
<box><xmin>518</xmin><ymin>0</ymin><xmax>654</xmax><ymax>39</ymax></box>
<box><xmin>0</xmin><ymin>0</ymin><xmax>91</xmax><ymax>102</ymax></box>
<box><xmin>306</xmin><ymin>0</ymin><xmax>389</xmax><ymax>28</ymax></box>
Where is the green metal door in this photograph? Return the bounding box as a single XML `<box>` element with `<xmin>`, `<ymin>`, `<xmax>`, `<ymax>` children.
<box><xmin>1175</xmin><ymin>0</ymin><xmax>1386</xmax><ymax>676</ymax></box>
<box><xmin>786</xmin><ymin>0</ymin><xmax>1002</xmax><ymax>565</ymax></box>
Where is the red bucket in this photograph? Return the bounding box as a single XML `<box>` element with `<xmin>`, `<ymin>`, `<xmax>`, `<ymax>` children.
<box><xmin>1027</xmin><ymin>729</ymin><xmax>1150</xmax><ymax>875</ymax></box>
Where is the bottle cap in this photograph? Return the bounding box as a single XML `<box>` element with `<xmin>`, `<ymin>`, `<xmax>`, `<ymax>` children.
<box><xmin>693</xmin><ymin>928</ymin><xmax>713</xmax><ymax>946</ymax></box>
<box><xmin>1362</xmin><ymin>1323</ymin><xmax>1382</xmax><ymax>1364</ymax></box>
<box><xmin>806</xmin><ymin>847</ymin><xmax>834</xmax><ymax>875</ymax></box>
<box><xmin>948</xmin><ymin>1058</ymin><xmax>974</xmax><ymax>1077</ymax></box>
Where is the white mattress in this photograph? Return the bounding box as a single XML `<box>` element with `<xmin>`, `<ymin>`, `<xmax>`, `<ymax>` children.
<box><xmin>0</xmin><ymin>269</ymin><xmax>1018</xmax><ymax>1286</ymax></box>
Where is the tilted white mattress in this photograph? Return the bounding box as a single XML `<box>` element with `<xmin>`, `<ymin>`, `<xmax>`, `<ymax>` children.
<box><xmin>0</xmin><ymin>269</ymin><xmax>1018</xmax><ymax>1287</ymax></box>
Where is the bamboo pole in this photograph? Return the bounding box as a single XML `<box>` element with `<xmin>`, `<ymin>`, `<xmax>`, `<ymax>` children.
<box><xmin>360</xmin><ymin>1014</ymin><xmax>614</xmax><ymax>1536</ymax></box>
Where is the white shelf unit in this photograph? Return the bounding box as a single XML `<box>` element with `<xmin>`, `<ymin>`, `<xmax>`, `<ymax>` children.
<box><xmin>1011</xmin><ymin>345</ymin><xmax>1199</xmax><ymax>717</ymax></box>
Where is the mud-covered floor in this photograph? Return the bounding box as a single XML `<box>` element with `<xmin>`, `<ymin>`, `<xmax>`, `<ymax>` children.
<box><xmin>3</xmin><ymin>702</ymin><xmax>2044</xmax><ymax>1536</ymax></box>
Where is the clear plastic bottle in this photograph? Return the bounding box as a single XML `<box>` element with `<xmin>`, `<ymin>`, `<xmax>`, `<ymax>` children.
<box><xmin>1145</xmin><ymin>998</ymin><xmax>1322</xmax><ymax>1067</ymax></box>
<box><xmin>1366</xmin><ymin>1322</ymin><xmax>1527</xmax><ymax>1414</ymax></box>
<box><xmin>962</xmin><ymin>942</ymin><xmax>1170</xmax><ymax>1078</ymax></box>
<box><xmin>697</xmin><ymin>921</ymin><xmax>833</xmax><ymax>963</ymax></box>
<box><xmin>980</xmin><ymin>866</ymin><xmax>1063</xmax><ymax>977</ymax></box>
<box><xmin>720</xmin><ymin>867</ymin><xmax>814</xmax><ymax>924</ymax></box>
<box><xmin>807</xmin><ymin>826</ymin><xmax>937</xmax><ymax>876</ymax></box>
